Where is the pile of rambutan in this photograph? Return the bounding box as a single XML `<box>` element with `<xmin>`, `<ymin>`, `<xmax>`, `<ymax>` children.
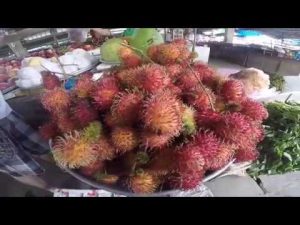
<box><xmin>39</xmin><ymin>39</ymin><xmax>268</xmax><ymax>194</ymax></box>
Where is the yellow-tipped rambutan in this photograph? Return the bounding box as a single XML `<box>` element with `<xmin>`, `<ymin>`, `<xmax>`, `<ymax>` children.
<box><xmin>128</xmin><ymin>170</ymin><xmax>160</xmax><ymax>194</ymax></box>
<box><xmin>95</xmin><ymin>173</ymin><xmax>119</xmax><ymax>185</ymax></box>
<box><xmin>41</xmin><ymin>88</ymin><xmax>71</xmax><ymax>113</ymax></box>
<box><xmin>143</xmin><ymin>90</ymin><xmax>183</xmax><ymax>136</ymax></box>
<box><xmin>111</xmin><ymin>127</ymin><xmax>139</xmax><ymax>154</ymax></box>
<box><xmin>52</xmin><ymin>131</ymin><xmax>98</xmax><ymax>169</ymax></box>
<box><xmin>185</xmin><ymin>86</ymin><xmax>216</xmax><ymax>111</ymax></box>
<box><xmin>208</xmin><ymin>142</ymin><xmax>236</xmax><ymax>171</ymax></box>
<box><xmin>111</xmin><ymin>91</ymin><xmax>143</xmax><ymax>125</ymax></box>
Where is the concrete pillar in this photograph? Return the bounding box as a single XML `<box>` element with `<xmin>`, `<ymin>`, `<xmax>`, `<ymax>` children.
<box><xmin>225</xmin><ymin>28</ymin><xmax>235</xmax><ymax>43</ymax></box>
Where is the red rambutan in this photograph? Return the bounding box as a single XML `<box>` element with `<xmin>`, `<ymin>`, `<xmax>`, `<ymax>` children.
<box><xmin>147</xmin><ymin>45</ymin><xmax>159</xmax><ymax>61</ymax></box>
<box><xmin>103</xmin><ymin>113</ymin><xmax>122</xmax><ymax>128</ymax></box>
<box><xmin>185</xmin><ymin>87</ymin><xmax>216</xmax><ymax>111</ymax></box>
<box><xmin>193</xmin><ymin>130</ymin><xmax>221</xmax><ymax>166</ymax></box>
<box><xmin>136</xmin><ymin>64</ymin><xmax>170</xmax><ymax>93</ymax></box>
<box><xmin>39</xmin><ymin>122</ymin><xmax>59</xmax><ymax>140</ymax></box>
<box><xmin>167</xmin><ymin>83</ymin><xmax>182</xmax><ymax>96</ymax></box>
<box><xmin>166</xmin><ymin>64</ymin><xmax>184</xmax><ymax>80</ymax></box>
<box><xmin>42</xmin><ymin>72</ymin><xmax>61</xmax><ymax>90</ymax></box>
<box><xmin>140</xmin><ymin>131</ymin><xmax>173</xmax><ymax>150</ymax></box>
<box><xmin>240</xmin><ymin>98</ymin><xmax>268</xmax><ymax>122</ymax></box>
<box><xmin>220</xmin><ymin>79</ymin><xmax>245</xmax><ymax>103</ymax></box>
<box><xmin>196</xmin><ymin>110</ymin><xmax>222</xmax><ymax>129</ymax></box>
<box><xmin>155</xmin><ymin>44</ymin><xmax>181</xmax><ymax>65</ymax></box>
<box><xmin>41</xmin><ymin>88</ymin><xmax>71</xmax><ymax>113</ymax></box>
<box><xmin>192</xmin><ymin>62</ymin><xmax>215</xmax><ymax>82</ymax></box>
<box><xmin>92</xmin><ymin>76</ymin><xmax>120</xmax><ymax>111</ymax></box>
<box><xmin>115</xmin><ymin>67</ymin><xmax>142</xmax><ymax>87</ymax></box>
<box><xmin>143</xmin><ymin>90</ymin><xmax>183</xmax><ymax>136</ymax></box>
<box><xmin>208</xmin><ymin>142</ymin><xmax>236</xmax><ymax>171</ymax></box>
<box><xmin>56</xmin><ymin>113</ymin><xmax>77</xmax><ymax>133</ymax></box>
<box><xmin>235</xmin><ymin>147</ymin><xmax>259</xmax><ymax>162</ymax></box>
<box><xmin>74</xmin><ymin>73</ymin><xmax>94</xmax><ymax>98</ymax></box>
<box><xmin>111</xmin><ymin>91</ymin><xmax>143</xmax><ymax>125</ymax></box>
<box><xmin>168</xmin><ymin>171</ymin><xmax>204</xmax><ymax>190</ymax></box>
<box><xmin>213</xmin><ymin>112</ymin><xmax>258</xmax><ymax>150</ymax></box>
<box><xmin>176</xmin><ymin>70</ymin><xmax>200</xmax><ymax>91</ymax></box>
<box><xmin>72</xmin><ymin>101</ymin><xmax>99</xmax><ymax>127</ymax></box>
<box><xmin>111</xmin><ymin>127</ymin><xmax>139</xmax><ymax>154</ymax></box>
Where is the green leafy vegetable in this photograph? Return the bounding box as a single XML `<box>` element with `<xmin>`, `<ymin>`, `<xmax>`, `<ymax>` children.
<box><xmin>248</xmin><ymin>100</ymin><xmax>300</xmax><ymax>178</ymax></box>
<box><xmin>270</xmin><ymin>73</ymin><xmax>285</xmax><ymax>92</ymax></box>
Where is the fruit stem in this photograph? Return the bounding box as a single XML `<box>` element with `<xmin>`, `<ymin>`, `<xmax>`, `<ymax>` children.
<box><xmin>186</xmin><ymin>63</ymin><xmax>216</xmax><ymax>111</ymax></box>
<box><xmin>121</xmin><ymin>43</ymin><xmax>156</xmax><ymax>64</ymax></box>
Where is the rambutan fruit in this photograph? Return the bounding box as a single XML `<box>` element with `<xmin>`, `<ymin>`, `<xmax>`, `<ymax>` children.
<box><xmin>95</xmin><ymin>173</ymin><xmax>119</xmax><ymax>185</ymax></box>
<box><xmin>182</xmin><ymin>105</ymin><xmax>197</xmax><ymax>135</ymax></box>
<box><xmin>193</xmin><ymin>130</ymin><xmax>221</xmax><ymax>166</ymax></box>
<box><xmin>143</xmin><ymin>90</ymin><xmax>183</xmax><ymax>136</ymax></box>
<box><xmin>115</xmin><ymin>67</ymin><xmax>142</xmax><ymax>87</ymax></box>
<box><xmin>119</xmin><ymin>48</ymin><xmax>142</xmax><ymax>68</ymax></box>
<box><xmin>111</xmin><ymin>91</ymin><xmax>143</xmax><ymax>125</ymax></box>
<box><xmin>192</xmin><ymin>62</ymin><xmax>215</xmax><ymax>83</ymax></box>
<box><xmin>111</xmin><ymin>127</ymin><xmax>139</xmax><ymax>154</ymax></box>
<box><xmin>196</xmin><ymin>110</ymin><xmax>222</xmax><ymax>129</ymax></box>
<box><xmin>92</xmin><ymin>76</ymin><xmax>120</xmax><ymax>111</ymax></box>
<box><xmin>235</xmin><ymin>147</ymin><xmax>259</xmax><ymax>162</ymax></box>
<box><xmin>74</xmin><ymin>73</ymin><xmax>94</xmax><ymax>98</ymax></box>
<box><xmin>239</xmin><ymin>98</ymin><xmax>268</xmax><ymax>122</ymax></box>
<box><xmin>128</xmin><ymin>170</ymin><xmax>160</xmax><ymax>194</ymax></box>
<box><xmin>80</xmin><ymin>160</ymin><xmax>105</xmax><ymax>177</ymax></box>
<box><xmin>56</xmin><ymin>113</ymin><xmax>77</xmax><ymax>133</ymax></box>
<box><xmin>213</xmin><ymin>112</ymin><xmax>258</xmax><ymax>150</ymax></box>
<box><xmin>94</xmin><ymin>136</ymin><xmax>116</xmax><ymax>161</ymax></box>
<box><xmin>72</xmin><ymin>101</ymin><xmax>99</xmax><ymax>127</ymax></box>
<box><xmin>146</xmin><ymin>148</ymin><xmax>177</xmax><ymax>176</ymax></box>
<box><xmin>220</xmin><ymin>79</ymin><xmax>245</xmax><ymax>104</ymax></box>
<box><xmin>208</xmin><ymin>142</ymin><xmax>236</xmax><ymax>171</ymax></box>
<box><xmin>136</xmin><ymin>64</ymin><xmax>170</xmax><ymax>93</ymax></box>
<box><xmin>214</xmin><ymin>96</ymin><xmax>227</xmax><ymax>112</ymax></box>
<box><xmin>155</xmin><ymin>44</ymin><xmax>181</xmax><ymax>65</ymax></box>
<box><xmin>147</xmin><ymin>45</ymin><xmax>159</xmax><ymax>61</ymax></box>
<box><xmin>103</xmin><ymin>112</ymin><xmax>122</xmax><ymax>128</ymax></box>
<box><xmin>52</xmin><ymin>131</ymin><xmax>98</xmax><ymax>169</ymax></box>
<box><xmin>176</xmin><ymin>144</ymin><xmax>206</xmax><ymax>175</ymax></box>
<box><xmin>82</xmin><ymin>121</ymin><xmax>103</xmax><ymax>142</ymax></box>
<box><xmin>175</xmin><ymin>70</ymin><xmax>200</xmax><ymax>91</ymax></box>
<box><xmin>39</xmin><ymin>121</ymin><xmax>59</xmax><ymax>140</ymax></box>
<box><xmin>41</xmin><ymin>88</ymin><xmax>71</xmax><ymax>113</ymax></box>
<box><xmin>168</xmin><ymin>171</ymin><xmax>204</xmax><ymax>190</ymax></box>
<box><xmin>167</xmin><ymin>83</ymin><xmax>182</xmax><ymax>96</ymax></box>
<box><xmin>42</xmin><ymin>72</ymin><xmax>61</xmax><ymax>90</ymax></box>
<box><xmin>185</xmin><ymin>87</ymin><xmax>216</xmax><ymax>111</ymax></box>
<box><xmin>140</xmin><ymin>131</ymin><xmax>173</xmax><ymax>150</ymax></box>
<box><xmin>166</xmin><ymin>64</ymin><xmax>184</xmax><ymax>80</ymax></box>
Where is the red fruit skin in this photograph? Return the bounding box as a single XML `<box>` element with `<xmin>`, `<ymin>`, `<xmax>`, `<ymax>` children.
<box><xmin>74</xmin><ymin>73</ymin><xmax>94</xmax><ymax>98</ymax></box>
<box><xmin>166</xmin><ymin>83</ymin><xmax>182</xmax><ymax>97</ymax></box>
<box><xmin>80</xmin><ymin>160</ymin><xmax>105</xmax><ymax>177</ymax></box>
<box><xmin>196</xmin><ymin>110</ymin><xmax>222</xmax><ymax>129</ymax></box>
<box><xmin>121</xmin><ymin>54</ymin><xmax>142</xmax><ymax>68</ymax></box>
<box><xmin>140</xmin><ymin>131</ymin><xmax>173</xmax><ymax>150</ymax></box>
<box><xmin>192</xmin><ymin>62</ymin><xmax>215</xmax><ymax>83</ymax></box>
<box><xmin>185</xmin><ymin>87</ymin><xmax>216</xmax><ymax>111</ymax></box>
<box><xmin>193</xmin><ymin>131</ymin><xmax>221</xmax><ymax>166</ymax></box>
<box><xmin>208</xmin><ymin>142</ymin><xmax>235</xmax><ymax>171</ymax></box>
<box><xmin>56</xmin><ymin>113</ymin><xmax>78</xmax><ymax>133</ymax></box>
<box><xmin>213</xmin><ymin>112</ymin><xmax>258</xmax><ymax>151</ymax></box>
<box><xmin>166</xmin><ymin>64</ymin><xmax>184</xmax><ymax>80</ymax></box>
<box><xmin>235</xmin><ymin>147</ymin><xmax>259</xmax><ymax>162</ymax></box>
<box><xmin>92</xmin><ymin>76</ymin><xmax>120</xmax><ymax>111</ymax></box>
<box><xmin>42</xmin><ymin>72</ymin><xmax>61</xmax><ymax>90</ymax></box>
<box><xmin>137</xmin><ymin>64</ymin><xmax>170</xmax><ymax>93</ymax></box>
<box><xmin>220</xmin><ymin>80</ymin><xmax>245</xmax><ymax>103</ymax></box>
<box><xmin>111</xmin><ymin>91</ymin><xmax>143</xmax><ymax>125</ymax></box>
<box><xmin>240</xmin><ymin>98</ymin><xmax>269</xmax><ymax>122</ymax></box>
<box><xmin>73</xmin><ymin>101</ymin><xmax>99</xmax><ymax>127</ymax></box>
<box><xmin>176</xmin><ymin>70</ymin><xmax>200</xmax><ymax>91</ymax></box>
<box><xmin>168</xmin><ymin>171</ymin><xmax>204</xmax><ymax>190</ymax></box>
<box><xmin>39</xmin><ymin>122</ymin><xmax>59</xmax><ymax>140</ymax></box>
<box><xmin>41</xmin><ymin>88</ymin><xmax>71</xmax><ymax>113</ymax></box>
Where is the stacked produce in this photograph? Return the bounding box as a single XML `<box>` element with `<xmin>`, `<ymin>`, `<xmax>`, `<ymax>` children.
<box><xmin>39</xmin><ymin>39</ymin><xmax>268</xmax><ymax>194</ymax></box>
